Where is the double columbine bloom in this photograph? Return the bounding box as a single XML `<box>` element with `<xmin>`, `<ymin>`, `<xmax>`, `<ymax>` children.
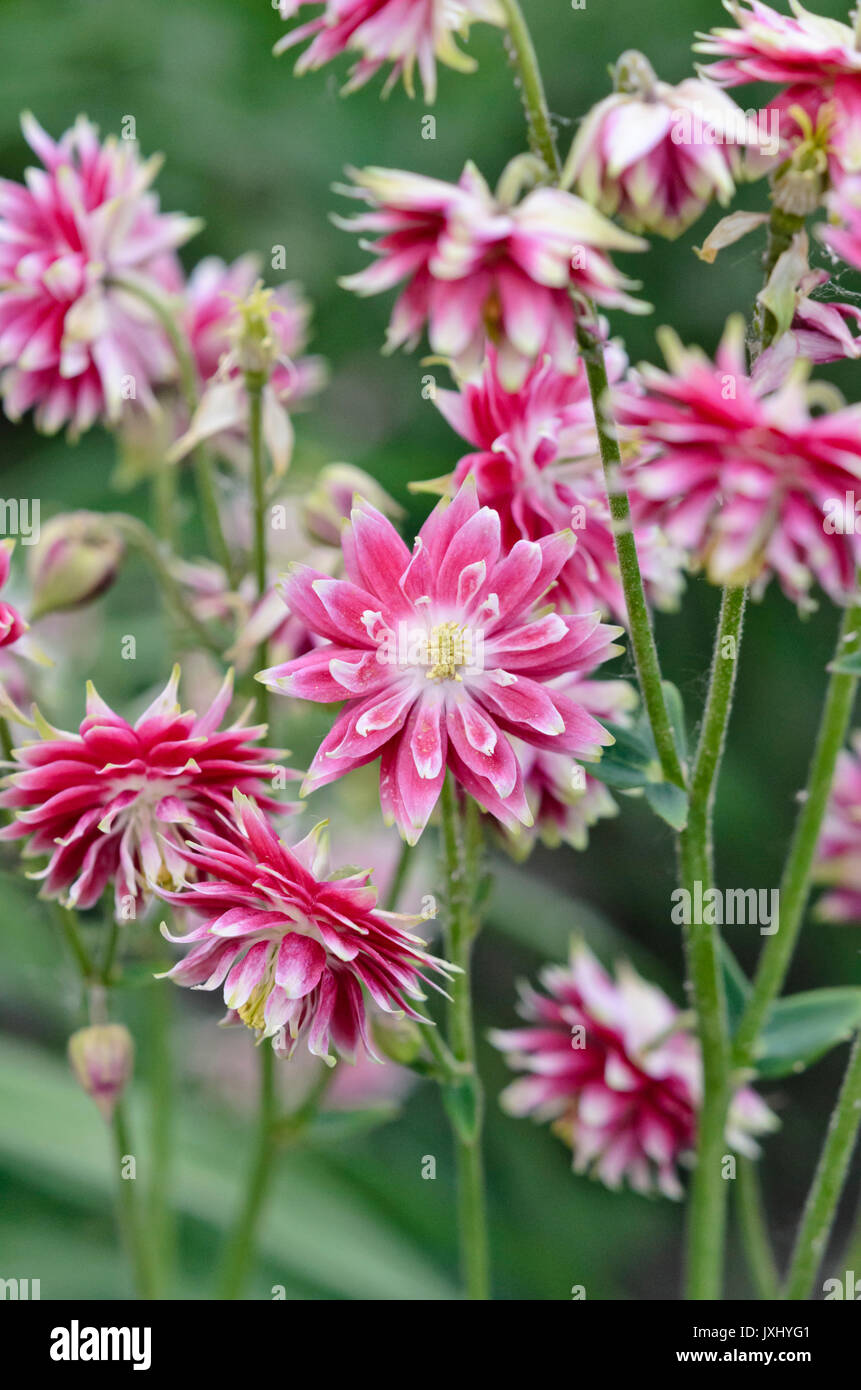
<box><xmin>259</xmin><ymin>482</ymin><xmax>622</xmax><ymax>844</ymax></box>
<box><xmin>0</xmin><ymin>668</ymin><xmax>285</xmax><ymax>920</ymax></box>
<box><xmin>816</xmin><ymin>732</ymin><xmax>861</xmax><ymax>922</ymax></box>
<box><xmin>0</xmin><ymin>541</ymin><xmax>27</xmax><ymax>649</ymax></box>
<box><xmin>613</xmin><ymin>315</ymin><xmax>861</xmax><ymax>609</ymax></box>
<box><xmin>274</xmin><ymin>0</ymin><xmax>504</xmax><ymax>101</ymax></box>
<box><xmin>157</xmin><ymin>793</ymin><xmax>453</xmax><ymax>1065</ymax></box>
<box><xmin>563</xmin><ymin>51</ymin><xmax>757</xmax><ymax>239</ymax></box>
<box><xmin>491</xmin><ymin>941</ymin><xmax>777</xmax><ymax>1198</ymax></box>
<box><xmin>0</xmin><ymin>114</ymin><xmax>199</xmax><ymax>435</ymax></box>
<box><xmin>336</xmin><ymin>159</ymin><xmax>648</xmax><ymax>388</ymax></box>
<box><xmin>436</xmin><ymin>347</ymin><xmax>686</xmax><ymax>619</ymax></box>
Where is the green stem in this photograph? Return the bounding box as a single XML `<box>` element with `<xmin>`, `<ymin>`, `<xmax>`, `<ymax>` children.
<box><xmin>385</xmin><ymin>840</ymin><xmax>412</xmax><ymax>912</ymax></box>
<box><xmin>785</xmin><ymin>1033</ymin><xmax>861</xmax><ymax>1300</ymax></box>
<box><xmin>218</xmin><ymin>1043</ymin><xmax>278</xmax><ymax>1300</ymax></box>
<box><xmin>112</xmin><ymin>1102</ymin><xmax>156</xmax><ymax>1299</ymax></box>
<box><xmin>679</xmin><ymin>586</ymin><xmax>747</xmax><ymax>1300</ymax></box>
<box><xmin>110</xmin><ymin>514</ymin><xmax>225</xmax><ymax>656</ymax></box>
<box><xmin>755</xmin><ymin>207</ymin><xmax>806</xmax><ymax>354</ymax></box>
<box><xmin>246</xmin><ymin>371</ymin><xmax>270</xmax><ymax>725</ymax></box>
<box><xmin>500</xmin><ymin>0</ymin><xmax>684</xmax><ymax>790</ymax></box>
<box><xmin>148</xmin><ymin>979</ymin><xmax>175</xmax><ymax>1298</ymax></box>
<box><xmin>733</xmin><ymin>598</ymin><xmax>861</xmax><ymax>1070</ymax></box>
<box><xmin>54</xmin><ymin>902</ymin><xmax>96</xmax><ymax>981</ymax></box>
<box><xmin>439</xmin><ymin>774</ymin><xmax>490</xmax><ymax>1301</ymax></box>
<box><xmin>736</xmin><ymin>1156</ymin><xmax>780</xmax><ymax>1300</ymax></box>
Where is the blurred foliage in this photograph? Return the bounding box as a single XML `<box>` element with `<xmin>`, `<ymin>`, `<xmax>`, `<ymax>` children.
<box><xmin>0</xmin><ymin>0</ymin><xmax>860</xmax><ymax>1299</ymax></box>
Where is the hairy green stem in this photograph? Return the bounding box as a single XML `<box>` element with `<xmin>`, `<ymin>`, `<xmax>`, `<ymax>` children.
<box><xmin>736</xmin><ymin>1156</ymin><xmax>780</xmax><ymax>1300</ymax></box>
<box><xmin>246</xmin><ymin>371</ymin><xmax>270</xmax><ymax>726</ymax></box>
<box><xmin>112</xmin><ymin>1102</ymin><xmax>156</xmax><ymax>1300</ymax></box>
<box><xmin>679</xmin><ymin>586</ymin><xmax>746</xmax><ymax>1300</ymax></box>
<box><xmin>785</xmin><ymin>1033</ymin><xmax>861</xmax><ymax>1300</ymax></box>
<box><xmin>733</xmin><ymin>599</ymin><xmax>861</xmax><ymax>1070</ymax></box>
<box><xmin>148</xmin><ymin>978</ymin><xmax>175</xmax><ymax>1297</ymax></box>
<box><xmin>439</xmin><ymin>774</ymin><xmax>490</xmax><ymax>1300</ymax></box>
<box><xmin>218</xmin><ymin>1043</ymin><xmax>277</xmax><ymax>1299</ymax></box>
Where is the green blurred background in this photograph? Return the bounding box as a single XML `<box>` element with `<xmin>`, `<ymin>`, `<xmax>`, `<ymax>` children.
<box><xmin>0</xmin><ymin>0</ymin><xmax>860</xmax><ymax>1300</ymax></box>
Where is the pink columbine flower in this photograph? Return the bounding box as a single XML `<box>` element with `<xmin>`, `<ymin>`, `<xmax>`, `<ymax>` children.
<box><xmin>502</xmin><ymin>671</ymin><xmax>637</xmax><ymax>857</ymax></box>
<box><xmin>436</xmin><ymin>348</ymin><xmax>687</xmax><ymax>620</ymax></box>
<box><xmin>274</xmin><ymin>0</ymin><xmax>504</xmax><ymax>102</ymax></box>
<box><xmin>336</xmin><ymin>160</ymin><xmax>649</xmax><ymax>389</ymax></box>
<box><xmin>562</xmin><ymin>51</ymin><xmax>759</xmax><ymax>239</ymax></box>
<box><xmin>0</xmin><ymin>667</ymin><xmax>288</xmax><ymax>920</ymax></box>
<box><xmin>815</xmin><ymin>732</ymin><xmax>861</xmax><ymax>921</ymax></box>
<box><xmin>490</xmin><ymin>941</ymin><xmax>777</xmax><ymax>1198</ymax></box>
<box><xmin>258</xmin><ymin>481</ymin><xmax>623</xmax><ymax>843</ymax></box>
<box><xmin>157</xmin><ymin>792</ymin><xmax>453</xmax><ymax>1065</ymax></box>
<box><xmin>695</xmin><ymin>0</ymin><xmax>861</xmax><ymax>88</ymax></box>
<box><xmin>0</xmin><ymin>541</ymin><xmax>27</xmax><ymax>649</ymax></box>
<box><xmin>612</xmin><ymin>315</ymin><xmax>861</xmax><ymax>609</ymax></box>
<box><xmin>0</xmin><ymin>114</ymin><xmax>200</xmax><ymax>436</ymax></box>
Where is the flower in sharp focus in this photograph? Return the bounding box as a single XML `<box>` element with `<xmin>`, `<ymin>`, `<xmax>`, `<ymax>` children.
<box><xmin>436</xmin><ymin>347</ymin><xmax>688</xmax><ymax>620</ymax></box>
<box><xmin>170</xmin><ymin>267</ymin><xmax>326</xmax><ymax>474</ymax></box>
<box><xmin>562</xmin><ymin>51</ymin><xmax>760</xmax><ymax>239</ymax></box>
<box><xmin>501</xmin><ymin>671</ymin><xmax>638</xmax><ymax>858</ymax></box>
<box><xmin>0</xmin><ymin>541</ymin><xmax>28</xmax><ymax>649</ymax></box>
<box><xmin>490</xmin><ymin>941</ymin><xmax>777</xmax><ymax>1198</ymax></box>
<box><xmin>0</xmin><ymin>666</ymin><xmax>291</xmax><ymax>920</ymax></box>
<box><xmin>336</xmin><ymin>159</ymin><xmax>649</xmax><ymax>390</ymax></box>
<box><xmin>695</xmin><ymin>1</ymin><xmax>861</xmax><ymax>89</ymax></box>
<box><xmin>612</xmin><ymin>314</ymin><xmax>861</xmax><ymax>609</ymax></box>
<box><xmin>274</xmin><ymin>0</ymin><xmax>505</xmax><ymax>102</ymax></box>
<box><xmin>258</xmin><ymin>481</ymin><xmax>622</xmax><ymax>844</ymax></box>
<box><xmin>158</xmin><ymin>792</ymin><xmax>453</xmax><ymax>1065</ymax></box>
<box><xmin>815</xmin><ymin>731</ymin><xmax>861</xmax><ymax>921</ymax></box>
<box><xmin>0</xmin><ymin>114</ymin><xmax>199</xmax><ymax>435</ymax></box>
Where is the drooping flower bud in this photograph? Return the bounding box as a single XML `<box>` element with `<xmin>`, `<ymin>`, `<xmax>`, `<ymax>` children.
<box><xmin>371</xmin><ymin>1012</ymin><xmax>424</xmax><ymax>1067</ymax></box>
<box><xmin>28</xmin><ymin>512</ymin><xmax>124</xmax><ymax>620</ymax></box>
<box><xmin>68</xmin><ymin>1024</ymin><xmax>134</xmax><ymax>1121</ymax></box>
<box><xmin>302</xmin><ymin>464</ymin><xmax>403</xmax><ymax>547</ymax></box>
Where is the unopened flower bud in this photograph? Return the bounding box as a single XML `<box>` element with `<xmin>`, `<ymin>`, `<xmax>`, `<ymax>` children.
<box><xmin>28</xmin><ymin>512</ymin><xmax>124</xmax><ymax>620</ymax></box>
<box><xmin>370</xmin><ymin>1012</ymin><xmax>424</xmax><ymax>1067</ymax></box>
<box><xmin>302</xmin><ymin>464</ymin><xmax>403</xmax><ymax>546</ymax></box>
<box><xmin>68</xmin><ymin>1024</ymin><xmax>134</xmax><ymax>1120</ymax></box>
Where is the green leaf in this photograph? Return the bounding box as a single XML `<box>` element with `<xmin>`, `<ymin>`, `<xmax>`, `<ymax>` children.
<box><xmin>643</xmin><ymin>780</ymin><xmax>689</xmax><ymax>831</ymax></box>
<box><xmin>827</xmin><ymin>649</ymin><xmax>861</xmax><ymax>676</ymax></box>
<box><xmin>586</xmin><ymin>722</ymin><xmax>658</xmax><ymax>789</ymax></box>
<box><xmin>721</xmin><ymin>943</ymin><xmax>751</xmax><ymax>1036</ymax></box>
<box><xmin>661</xmin><ymin>681</ymin><xmax>689</xmax><ymax>763</ymax></box>
<box><xmin>753</xmin><ymin>988</ymin><xmax>861</xmax><ymax>1078</ymax></box>
<box><xmin>442</xmin><ymin>1076</ymin><xmax>481</xmax><ymax>1145</ymax></box>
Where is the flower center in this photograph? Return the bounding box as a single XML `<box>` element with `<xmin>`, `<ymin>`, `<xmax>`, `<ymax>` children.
<box><xmin>425</xmin><ymin>620</ymin><xmax>469</xmax><ymax>682</ymax></box>
<box><xmin>238</xmin><ymin>981</ymin><xmax>269</xmax><ymax>1033</ymax></box>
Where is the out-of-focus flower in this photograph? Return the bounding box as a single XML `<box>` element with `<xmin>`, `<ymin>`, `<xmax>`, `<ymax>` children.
<box><xmin>0</xmin><ymin>667</ymin><xmax>291</xmax><ymax>920</ymax></box>
<box><xmin>170</xmin><ymin>271</ymin><xmax>326</xmax><ymax>474</ymax></box>
<box><xmin>819</xmin><ymin>173</ymin><xmax>861</xmax><ymax>269</ymax></box>
<box><xmin>336</xmin><ymin>159</ymin><xmax>649</xmax><ymax>389</ymax></box>
<box><xmin>435</xmin><ymin>348</ymin><xmax>687</xmax><ymax>620</ymax></box>
<box><xmin>613</xmin><ymin>315</ymin><xmax>861</xmax><ymax>609</ymax></box>
<box><xmin>157</xmin><ymin>792</ymin><xmax>452</xmax><ymax>1065</ymax></box>
<box><xmin>753</xmin><ymin>228</ymin><xmax>861</xmax><ymax>362</ymax></box>
<box><xmin>758</xmin><ymin>80</ymin><xmax>861</xmax><ymax>203</ymax></box>
<box><xmin>68</xmin><ymin>1023</ymin><xmax>134</xmax><ymax>1121</ymax></box>
<box><xmin>696</xmin><ymin>1</ymin><xmax>861</xmax><ymax>89</ymax></box>
<box><xmin>274</xmin><ymin>0</ymin><xmax>505</xmax><ymax>102</ymax></box>
<box><xmin>502</xmin><ymin>672</ymin><xmax>638</xmax><ymax>858</ymax></box>
<box><xmin>815</xmin><ymin>731</ymin><xmax>861</xmax><ymax>921</ymax></box>
<box><xmin>303</xmin><ymin>462</ymin><xmax>404</xmax><ymax>546</ymax></box>
<box><xmin>0</xmin><ymin>541</ymin><xmax>27</xmax><ymax>649</ymax></box>
<box><xmin>562</xmin><ymin>51</ymin><xmax>759</xmax><ymax>239</ymax></box>
<box><xmin>259</xmin><ymin>481</ymin><xmax>622</xmax><ymax>842</ymax></box>
<box><xmin>490</xmin><ymin>941</ymin><xmax>777</xmax><ymax>1198</ymax></box>
<box><xmin>0</xmin><ymin>114</ymin><xmax>199</xmax><ymax>436</ymax></box>
<box><xmin>27</xmin><ymin>512</ymin><xmax>125</xmax><ymax>620</ymax></box>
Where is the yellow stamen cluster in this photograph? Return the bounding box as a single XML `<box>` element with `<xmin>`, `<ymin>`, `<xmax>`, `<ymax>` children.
<box><xmin>238</xmin><ymin>981</ymin><xmax>269</xmax><ymax>1033</ymax></box>
<box><xmin>426</xmin><ymin>621</ymin><xmax>470</xmax><ymax>682</ymax></box>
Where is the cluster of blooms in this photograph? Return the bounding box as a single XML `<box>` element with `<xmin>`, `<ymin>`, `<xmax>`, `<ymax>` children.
<box><xmin>490</xmin><ymin>941</ymin><xmax>777</xmax><ymax>1197</ymax></box>
<box><xmin>273</xmin><ymin>0</ymin><xmax>505</xmax><ymax>101</ymax></box>
<box><xmin>0</xmin><ymin>116</ymin><xmax>323</xmax><ymax>467</ymax></box>
<box><xmin>336</xmin><ymin>159</ymin><xmax>649</xmax><ymax>389</ymax></box>
<box><xmin>435</xmin><ymin>347</ymin><xmax>687</xmax><ymax>620</ymax></box>
<box><xmin>613</xmin><ymin>315</ymin><xmax>861</xmax><ymax>609</ymax></box>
